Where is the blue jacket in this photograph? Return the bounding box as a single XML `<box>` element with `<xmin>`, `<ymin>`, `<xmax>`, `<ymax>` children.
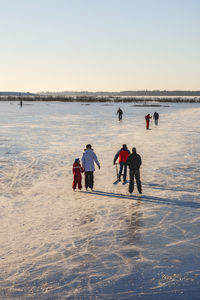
<box><xmin>82</xmin><ymin>149</ymin><xmax>100</xmax><ymax>172</ymax></box>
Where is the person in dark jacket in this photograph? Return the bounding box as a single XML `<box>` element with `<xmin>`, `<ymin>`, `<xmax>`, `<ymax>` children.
<box><xmin>117</xmin><ymin>108</ymin><xmax>123</xmax><ymax>121</ymax></box>
<box><xmin>126</xmin><ymin>147</ymin><xmax>142</xmax><ymax>194</ymax></box>
<box><xmin>113</xmin><ymin>144</ymin><xmax>130</xmax><ymax>182</ymax></box>
<box><xmin>153</xmin><ymin>112</ymin><xmax>159</xmax><ymax>125</ymax></box>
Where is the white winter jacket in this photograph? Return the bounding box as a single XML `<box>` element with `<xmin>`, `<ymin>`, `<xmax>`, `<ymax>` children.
<box><xmin>81</xmin><ymin>149</ymin><xmax>100</xmax><ymax>172</ymax></box>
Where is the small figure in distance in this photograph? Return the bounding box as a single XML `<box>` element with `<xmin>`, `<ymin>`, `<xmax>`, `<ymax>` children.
<box><xmin>81</xmin><ymin>144</ymin><xmax>100</xmax><ymax>191</ymax></box>
<box><xmin>126</xmin><ymin>147</ymin><xmax>142</xmax><ymax>194</ymax></box>
<box><xmin>117</xmin><ymin>107</ymin><xmax>123</xmax><ymax>121</ymax></box>
<box><xmin>113</xmin><ymin>144</ymin><xmax>130</xmax><ymax>183</ymax></box>
<box><xmin>20</xmin><ymin>100</ymin><xmax>23</xmax><ymax>107</ymax></box>
<box><xmin>72</xmin><ymin>158</ymin><xmax>84</xmax><ymax>191</ymax></box>
<box><xmin>153</xmin><ymin>111</ymin><xmax>159</xmax><ymax>125</ymax></box>
<box><xmin>145</xmin><ymin>113</ymin><xmax>152</xmax><ymax>130</ymax></box>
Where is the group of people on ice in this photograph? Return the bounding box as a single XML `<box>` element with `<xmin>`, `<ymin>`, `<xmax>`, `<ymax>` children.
<box><xmin>117</xmin><ymin>107</ymin><xmax>159</xmax><ymax>129</ymax></box>
<box><xmin>72</xmin><ymin>109</ymin><xmax>160</xmax><ymax>194</ymax></box>
<box><xmin>72</xmin><ymin>144</ymin><xmax>142</xmax><ymax>195</ymax></box>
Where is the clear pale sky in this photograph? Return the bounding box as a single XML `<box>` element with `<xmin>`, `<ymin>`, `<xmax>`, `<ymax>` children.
<box><xmin>0</xmin><ymin>0</ymin><xmax>200</xmax><ymax>92</ymax></box>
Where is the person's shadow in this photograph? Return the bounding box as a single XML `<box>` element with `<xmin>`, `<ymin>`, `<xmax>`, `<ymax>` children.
<box><xmin>80</xmin><ymin>190</ymin><xmax>200</xmax><ymax>209</ymax></box>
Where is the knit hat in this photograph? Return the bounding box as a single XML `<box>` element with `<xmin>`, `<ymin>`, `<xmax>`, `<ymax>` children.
<box><xmin>75</xmin><ymin>158</ymin><xmax>80</xmax><ymax>163</ymax></box>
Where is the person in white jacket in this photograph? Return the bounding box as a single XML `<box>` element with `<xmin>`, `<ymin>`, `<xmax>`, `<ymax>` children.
<box><xmin>81</xmin><ymin>144</ymin><xmax>100</xmax><ymax>191</ymax></box>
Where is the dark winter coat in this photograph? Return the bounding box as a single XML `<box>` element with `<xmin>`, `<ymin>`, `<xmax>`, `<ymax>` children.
<box><xmin>126</xmin><ymin>152</ymin><xmax>142</xmax><ymax>170</ymax></box>
<box><xmin>117</xmin><ymin>109</ymin><xmax>123</xmax><ymax>115</ymax></box>
<box><xmin>153</xmin><ymin>112</ymin><xmax>159</xmax><ymax>120</ymax></box>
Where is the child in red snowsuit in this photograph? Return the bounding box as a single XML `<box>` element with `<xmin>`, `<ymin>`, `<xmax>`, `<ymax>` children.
<box><xmin>145</xmin><ymin>114</ymin><xmax>152</xmax><ymax>129</ymax></box>
<box><xmin>72</xmin><ymin>158</ymin><xmax>84</xmax><ymax>190</ymax></box>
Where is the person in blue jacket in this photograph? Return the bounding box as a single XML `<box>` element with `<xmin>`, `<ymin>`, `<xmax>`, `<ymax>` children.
<box><xmin>82</xmin><ymin>144</ymin><xmax>100</xmax><ymax>191</ymax></box>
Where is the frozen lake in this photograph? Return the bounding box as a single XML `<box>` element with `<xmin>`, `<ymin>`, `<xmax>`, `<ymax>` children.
<box><xmin>0</xmin><ymin>101</ymin><xmax>200</xmax><ymax>299</ymax></box>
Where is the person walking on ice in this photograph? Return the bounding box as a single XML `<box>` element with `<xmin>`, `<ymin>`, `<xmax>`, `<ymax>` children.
<box><xmin>145</xmin><ymin>113</ymin><xmax>152</xmax><ymax>129</ymax></box>
<box><xmin>117</xmin><ymin>107</ymin><xmax>123</xmax><ymax>121</ymax></box>
<box><xmin>72</xmin><ymin>158</ymin><xmax>84</xmax><ymax>191</ymax></box>
<box><xmin>153</xmin><ymin>111</ymin><xmax>159</xmax><ymax>125</ymax></box>
<box><xmin>126</xmin><ymin>147</ymin><xmax>142</xmax><ymax>194</ymax></box>
<box><xmin>82</xmin><ymin>144</ymin><xmax>100</xmax><ymax>191</ymax></box>
<box><xmin>113</xmin><ymin>144</ymin><xmax>130</xmax><ymax>183</ymax></box>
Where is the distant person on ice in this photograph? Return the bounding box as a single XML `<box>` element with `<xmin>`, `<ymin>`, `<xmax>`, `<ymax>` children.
<box><xmin>126</xmin><ymin>147</ymin><xmax>142</xmax><ymax>194</ymax></box>
<box><xmin>113</xmin><ymin>144</ymin><xmax>130</xmax><ymax>183</ymax></box>
<box><xmin>117</xmin><ymin>107</ymin><xmax>123</xmax><ymax>121</ymax></box>
<box><xmin>82</xmin><ymin>144</ymin><xmax>100</xmax><ymax>191</ymax></box>
<box><xmin>145</xmin><ymin>113</ymin><xmax>152</xmax><ymax>129</ymax></box>
<box><xmin>72</xmin><ymin>158</ymin><xmax>84</xmax><ymax>191</ymax></box>
<box><xmin>153</xmin><ymin>112</ymin><xmax>159</xmax><ymax>125</ymax></box>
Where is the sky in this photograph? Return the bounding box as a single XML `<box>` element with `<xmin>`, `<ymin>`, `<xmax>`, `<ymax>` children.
<box><xmin>0</xmin><ymin>0</ymin><xmax>200</xmax><ymax>92</ymax></box>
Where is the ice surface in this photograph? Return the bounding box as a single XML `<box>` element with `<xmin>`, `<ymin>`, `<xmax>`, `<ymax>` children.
<box><xmin>0</xmin><ymin>101</ymin><xmax>200</xmax><ymax>299</ymax></box>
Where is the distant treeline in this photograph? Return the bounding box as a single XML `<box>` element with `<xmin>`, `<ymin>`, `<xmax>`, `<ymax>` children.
<box><xmin>2</xmin><ymin>90</ymin><xmax>200</xmax><ymax>97</ymax></box>
<box><xmin>1</xmin><ymin>95</ymin><xmax>200</xmax><ymax>103</ymax></box>
<box><xmin>40</xmin><ymin>90</ymin><xmax>200</xmax><ymax>97</ymax></box>
<box><xmin>0</xmin><ymin>92</ymin><xmax>37</xmax><ymax>96</ymax></box>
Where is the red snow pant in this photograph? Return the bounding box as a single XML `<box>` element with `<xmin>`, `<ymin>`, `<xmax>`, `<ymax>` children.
<box><xmin>72</xmin><ymin>173</ymin><xmax>82</xmax><ymax>190</ymax></box>
<box><xmin>146</xmin><ymin>120</ymin><xmax>150</xmax><ymax>129</ymax></box>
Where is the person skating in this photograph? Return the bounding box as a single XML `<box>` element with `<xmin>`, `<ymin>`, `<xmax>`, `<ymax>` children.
<box><xmin>81</xmin><ymin>144</ymin><xmax>100</xmax><ymax>191</ymax></box>
<box><xmin>113</xmin><ymin>144</ymin><xmax>130</xmax><ymax>183</ymax></box>
<box><xmin>117</xmin><ymin>107</ymin><xmax>123</xmax><ymax>121</ymax></box>
<box><xmin>145</xmin><ymin>113</ymin><xmax>151</xmax><ymax>129</ymax></box>
<box><xmin>153</xmin><ymin>112</ymin><xmax>159</xmax><ymax>125</ymax></box>
<box><xmin>72</xmin><ymin>158</ymin><xmax>84</xmax><ymax>191</ymax></box>
<box><xmin>126</xmin><ymin>147</ymin><xmax>142</xmax><ymax>194</ymax></box>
